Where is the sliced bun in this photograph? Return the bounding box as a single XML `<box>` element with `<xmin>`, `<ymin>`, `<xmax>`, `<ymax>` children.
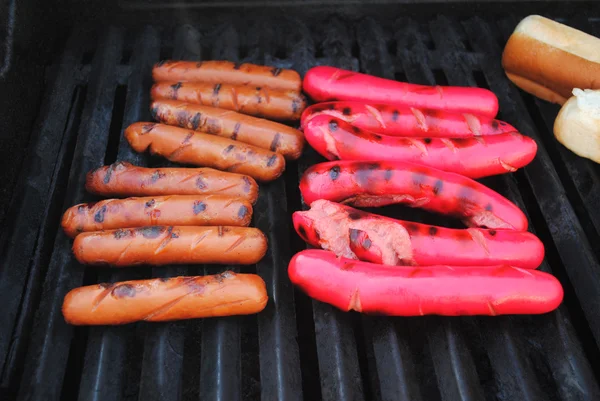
<box><xmin>502</xmin><ymin>15</ymin><xmax>600</xmax><ymax>105</ymax></box>
<box><xmin>554</xmin><ymin>88</ymin><xmax>600</xmax><ymax>163</ymax></box>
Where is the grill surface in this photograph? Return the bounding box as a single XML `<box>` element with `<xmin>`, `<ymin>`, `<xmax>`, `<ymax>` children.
<box><xmin>2</xmin><ymin>6</ymin><xmax>600</xmax><ymax>401</ymax></box>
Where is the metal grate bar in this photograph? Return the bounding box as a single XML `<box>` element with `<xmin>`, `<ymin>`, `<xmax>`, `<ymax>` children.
<box><xmin>16</xmin><ymin>27</ymin><xmax>125</xmax><ymax>401</ymax></box>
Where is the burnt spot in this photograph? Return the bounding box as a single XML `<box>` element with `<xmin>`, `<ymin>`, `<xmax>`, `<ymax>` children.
<box><xmin>349</xmin><ymin>228</ymin><xmax>360</xmax><ymax>243</ymax></box>
<box><xmin>238</xmin><ymin>205</ymin><xmax>248</xmax><ymax>219</ymax></box>
<box><xmin>329</xmin><ymin>120</ymin><xmax>338</xmax><ymax>132</ymax></box>
<box><xmin>193</xmin><ymin>201</ymin><xmax>207</xmax><ymax>215</ymax></box>
<box><xmin>351</xmin><ymin>125</ymin><xmax>360</xmax><ymax>134</ymax></box>
<box><xmin>270</xmin><ymin>133</ymin><xmax>282</xmax><ymax>152</ymax></box>
<box><xmin>206</xmin><ymin>118</ymin><xmax>221</xmax><ymax>134</ymax></box>
<box><xmin>167</xmin><ymin>226</ymin><xmax>179</xmax><ymax>238</ymax></box>
<box><xmin>170</xmin><ymin>82</ymin><xmax>182</xmax><ymax>96</ymax></box>
<box><xmin>218</xmin><ymin>226</ymin><xmax>224</xmax><ymax>237</ymax></box>
<box><xmin>452</xmin><ymin>138</ymin><xmax>471</xmax><ymax>147</ymax></box>
<box><xmin>137</xmin><ymin>226</ymin><xmax>166</xmax><ymax>239</ymax></box>
<box><xmin>256</xmin><ymin>94</ymin><xmax>262</xmax><ymax>104</ymax></box>
<box><xmin>371</xmin><ymin>133</ymin><xmax>383</xmax><ymax>141</ymax></box>
<box><xmin>99</xmin><ymin>282</ymin><xmax>114</xmax><ymax>289</ymax></box>
<box><xmin>423</xmin><ymin>138</ymin><xmax>432</xmax><ymax>144</ymax></box>
<box><xmin>384</xmin><ymin>168</ymin><xmax>393</xmax><ymax>181</ymax></box>
<box><xmin>348</xmin><ymin>211</ymin><xmax>363</xmax><ymax>220</ymax></box>
<box><xmin>113</xmin><ymin>229</ymin><xmax>132</xmax><ymax>239</ymax></box>
<box><xmin>342</xmin><ymin>107</ymin><xmax>352</xmax><ymax>116</ymax></box>
<box><xmin>428</xmin><ymin>226</ymin><xmax>438</xmax><ymax>236</ymax></box>
<box><xmin>196</xmin><ymin>176</ymin><xmax>207</xmax><ymax>189</ymax></box>
<box><xmin>142</xmin><ymin>123</ymin><xmax>156</xmax><ymax>134</ymax></box>
<box><xmin>392</xmin><ymin>110</ymin><xmax>399</xmax><ymax>122</ymax></box>
<box><xmin>491</xmin><ymin>120</ymin><xmax>499</xmax><ymax>130</ymax></box>
<box><xmin>191</xmin><ymin>113</ymin><xmax>201</xmax><ymax>130</ymax></box>
<box><xmin>156</xmin><ymin>60</ymin><xmax>167</xmax><ymax>67</ymax></box>
<box><xmin>412</xmin><ymin>172</ymin><xmax>426</xmax><ymax>187</ymax></box>
<box><xmin>104</xmin><ymin>164</ymin><xmax>117</xmax><ymax>184</ymax></box>
<box><xmin>243</xmin><ymin>176</ymin><xmax>252</xmax><ymax>193</ymax></box>
<box><xmin>112</xmin><ymin>284</ymin><xmax>136</xmax><ymax>298</ymax></box>
<box><xmin>404</xmin><ymin>222</ymin><xmax>420</xmax><ymax>234</ymax></box>
<box><xmin>177</xmin><ymin>110</ymin><xmax>189</xmax><ymax>127</ymax></box>
<box><xmin>223</xmin><ymin>144</ymin><xmax>235</xmax><ymax>154</ymax></box>
<box><xmin>145</xmin><ymin>199</ymin><xmax>155</xmax><ymax>208</ymax></box>
<box><xmin>195</xmin><ymin>61</ymin><xmax>204</xmax><ymax>68</ymax></box>
<box><xmin>292</xmin><ymin>98</ymin><xmax>301</xmax><ymax>114</ymax></box>
<box><xmin>328</xmin><ymin>104</ymin><xmax>336</xmax><ymax>110</ymax></box>
<box><xmin>150</xmin><ymin>105</ymin><xmax>159</xmax><ymax>120</ymax></box>
<box><xmin>329</xmin><ymin>165</ymin><xmax>341</xmax><ymax>180</ymax></box>
<box><xmin>180</xmin><ymin>132</ymin><xmax>193</xmax><ymax>145</ymax></box>
<box><xmin>78</xmin><ymin>205</ymin><xmax>87</xmax><ymax>213</ymax></box>
<box><xmin>231</xmin><ymin>122</ymin><xmax>241</xmax><ymax>140</ymax></box>
<box><xmin>485</xmin><ymin>203</ymin><xmax>493</xmax><ymax>212</ymax></box>
<box><xmin>271</xmin><ymin>67</ymin><xmax>282</xmax><ymax>76</ymax></box>
<box><xmin>433</xmin><ymin>180</ymin><xmax>443</xmax><ymax>195</ymax></box>
<box><xmin>233</xmin><ymin>61</ymin><xmax>243</xmax><ymax>70</ymax></box>
<box><xmin>355</xmin><ymin>164</ymin><xmax>379</xmax><ymax>187</ymax></box>
<box><xmin>489</xmin><ymin>229</ymin><xmax>497</xmax><ymax>236</ymax></box>
<box><xmin>151</xmin><ymin>170</ymin><xmax>165</xmax><ymax>183</ymax></box>
<box><xmin>363</xmin><ymin>238</ymin><xmax>372</xmax><ymax>249</ymax></box>
<box><xmin>213</xmin><ymin>83</ymin><xmax>222</xmax><ymax>96</ymax></box>
<box><xmin>297</xmin><ymin>225</ymin><xmax>307</xmax><ymax>240</ymax></box>
<box><xmin>267</xmin><ymin>154</ymin><xmax>278</xmax><ymax>167</ymax></box>
<box><xmin>159</xmin><ymin>277</ymin><xmax>170</xmax><ymax>282</ymax></box>
<box><xmin>94</xmin><ymin>205</ymin><xmax>107</xmax><ymax>223</ymax></box>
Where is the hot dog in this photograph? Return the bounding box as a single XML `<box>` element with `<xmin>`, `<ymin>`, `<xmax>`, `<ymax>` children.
<box><xmin>300</xmin><ymin>160</ymin><xmax>528</xmax><ymax>230</ymax></box>
<box><xmin>151</xmin><ymin>100</ymin><xmax>305</xmax><ymax>160</ymax></box>
<box><xmin>303</xmin><ymin>66</ymin><xmax>499</xmax><ymax>118</ymax></box>
<box><xmin>304</xmin><ymin>115</ymin><xmax>537</xmax><ymax>179</ymax></box>
<box><xmin>293</xmin><ymin>200</ymin><xmax>544</xmax><ymax>269</ymax></box>
<box><xmin>125</xmin><ymin>122</ymin><xmax>285</xmax><ymax>182</ymax></box>
<box><xmin>86</xmin><ymin>162</ymin><xmax>259</xmax><ymax>204</ymax></box>
<box><xmin>289</xmin><ymin>249</ymin><xmax>563</xmax><ymax>316</ymax></box>
<box><xmin>73</xmin><ymin>226</ymin><xmax>267</xmax><ymax>266</ymax></box>
<box><xmin>152</xmin><ymin>60</ymin><xmax>302</xmax><ymax>92</ymax></box>
<box><xmin>301</xmin><ymin>101</ymin><xmax>516</xmax><ymax>137</ymax></box>
<box><xmin>151</xmin><ymin>81</ymin><xmax>306</xmax><ymax>121</ymax></box>
<box><xmin>63</xmin><ymin>271</ymin><xmax>268</xmax><ymax>325</ymax></box>
<box><xmin>61</xmin><ymin>195</ymin><xmax>253</xmax><ymax>238</ymax></box>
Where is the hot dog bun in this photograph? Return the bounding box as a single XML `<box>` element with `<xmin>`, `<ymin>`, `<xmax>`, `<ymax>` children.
<box><xmin>502</xmin><ymin>15</ymin><xmax>600</xmax><ymax>104</ymax></box>
<box><xmin>554</xmin><ymin>88</ymin><xmax>600</xmax><ymax>163</ymax></box>
<box><xmin>63</xmin><ymin>272</ymin><xmax>268</xmax><ymax>325</ymax></box>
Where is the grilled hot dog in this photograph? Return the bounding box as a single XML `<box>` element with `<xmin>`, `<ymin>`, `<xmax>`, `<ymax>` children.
<box><xmin>73</xmin><ymin>226</ymin><xmax>268</xmax><ymax>266</ymax></box>
<box><xmin>151</xmin><ymin>81</ymin><xmax>306</xmax><ymax>121</ymax></box>
<box><xmin>151</xmin><ymin>100</ymin><xmax>305</xmax><ymax>160</ymax></box>
<box><xmin>63</xmin><ymin>272</ymin><xmax>268</xmax><ymax>325</ymax></box>
<box><xmin>152</xmin><ymin>60</ymin><xmax>302</xmax><ymax>92</ymax></box>
<box><xmin>61</xmin><ymin>195</ymin><xmax>253</xmax><ymax>238</ymax></box>
<box><xmin>86</xmin><ymin>162</ymin><xmax>259</xmax><ymax>204</ymax></box>
<box><xmin>125</xmin><ymin>122</ymin><xmax>285</xmax><ymax>182</ymax></box>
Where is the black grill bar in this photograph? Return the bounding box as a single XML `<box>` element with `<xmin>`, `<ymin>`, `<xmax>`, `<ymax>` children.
<box><xmin>4</xmin><ymin>10</ymin><xmax>600</xmax><ymax>401</ymax></box>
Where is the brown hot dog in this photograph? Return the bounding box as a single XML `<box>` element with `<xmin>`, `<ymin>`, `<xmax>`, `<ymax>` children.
<box><xmin>61</xmin><ymin>195</ymin><xmax>253</xmax><ymax>238</ymax></box>
<box><xmin>86</xmin><ymin>162</ymin><xmax>259</xmax><ymax>204</ymax></box>
<box><xmin>152</xmin><ymin>60</ymin><xmax>301</xmax><ymax>92</ymax></box>
<box><xmin>151</xmin><ymin>100</ymin><xmax>305</xmax><ymax>160</ymax></box>
<box><xmin>73</xmin><ymin>225</ymin><xmax>267</xmax><ymax>266</ymax></box>
<box><xmin>151</xmin><ymin>81</ymin><xmax>307</xmax><ymax>121</ymax></box>
<box><xmin>62</xmin><ymin>271</ymin><xmax>268</xmax><ymax>325</ymax></box>
<box><xmin>125</xmin><ymin>122</ymin><xmax>285</xmax><ymax>182</ymax></box>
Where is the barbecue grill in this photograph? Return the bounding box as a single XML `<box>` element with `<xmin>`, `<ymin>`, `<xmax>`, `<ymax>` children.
<box><xmin>2</xmin><ymin>1</ymin><xmax>600</xmax><ymax>400</ymax></box>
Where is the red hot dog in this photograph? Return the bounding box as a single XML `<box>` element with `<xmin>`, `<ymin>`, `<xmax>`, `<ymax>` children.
<box><xmin>289</xmin><ymin>249</ymin><xmax>563</xmax><ymax>316</ymax></box>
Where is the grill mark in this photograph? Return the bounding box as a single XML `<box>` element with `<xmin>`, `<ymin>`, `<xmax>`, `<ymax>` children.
<box><xmin>223</xmin><ymin>234</ymin><xmax>247</xmax><ymax>253</ymax></box>
<box><xmin>196</xmin><ymin>175</ymin><xmax>207</xmax><ymax>189</ymax></box>
<box><xmin>112</xmin><ymin>284</ymin><xmax>136</xmax><ymax>298</ymax></box>
<box><xmin>170</xmin><ymin>82</ymin><xmax>182</xmax><ymax>97</ymax></box>
<box><xmin>94</xmin><ymin>205</ymin><xmax>107</xmax><ymax>223</ymax></box>
<box><xmin>191</xmin><ymin>113</ymin><xmax>202</xmax><ymax>130</ymax></box>
<box><xmin>238</xmin><ymin>205</ymin><xmax>248</xmax><ymax>219</ymax></box>
<box><xmin>193</xmin><ymin>201</ymin><xmax>207</xmax><ymax>215</ymax></box>
<box><xmin>243</xmin><ymin>176</ymin><xmax>252</xmax><ymax>193</ymax></box>
<box><xmin>270</xmin><ymin>133</ymin><xmax>282</xmax><ymax>152</ymax></box>
<box><xmin>182</xmin><ymin>132</ymin><xmax>194</xmax><ymax>145</ymax></box>
<box><xmin>137</xmin><ymin>226</ymin><xmax>167</xmax><ymax>239</ymax></box>
<box><xmin>267</xmin><ymin>154</ymin><xmax>278</xmax><ymax>167</ymax></box>
<box><xmin>231</xmin><ymin>122</ymin><xmax>241</xmax><ymax>140</ymax></box>
<box><xmin>113</xmin><ymin>229</ymin><xmax>131</xmax><ymax>239</ymax></box>
<box><xmin>213</xmin><ymin>83</ymin><xmax>222</xmax><ymax>96</ymax></box>
<box><xmin>104</xmin><ymin>164</ymin><xmax>116</xmax><ymax>184</ymax></box>
<box><xmin>191</xmin><ymin>231</ymin><xmax>211</xmax><ymax>250</ymax></box>
<box><xmin>271</xmin><ymin>67</ymin><xmax>282</xmax><ymax>76</ymax></box>
<box><xmin>223</xmin><ymin>144</ymin><xmax>235</xmax><ymax>154</ymax></box>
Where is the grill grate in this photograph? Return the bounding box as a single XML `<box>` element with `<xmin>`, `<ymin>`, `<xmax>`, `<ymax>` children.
<box><xmin>2</xmin><ymin>9</ymin><xmax>600</xmax><ymax>401</ymax></box>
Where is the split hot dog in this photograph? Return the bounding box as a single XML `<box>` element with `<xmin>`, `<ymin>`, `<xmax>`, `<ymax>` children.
<box><xmin>300</xmin><ymin>160</ymin><xmax>528</xmax><ymax>230</ymax></box>
<box><xmin>294</xmin><ymin>200</ymin><xmax>544</xmax><ymax>269</ymax></box>
<box><xmin>63</xmin><ymin>272</ymin><xmax>268</xmax><ymax>325</ymax></box>
<box><xmin>304</xmin><ymin>115</ymin><xmax>537</xmax><ymax>179</ymax></box>
<box><xmin>152</xmin><ymin>60</ymin><xmax>302</xmax><ymax>92</ymax></box>
<box><xmin>301</xmin><ymin>101</ymin><xmax>516</xmax><ymax>137</ymax></box>
<box><xmin>289</xmin><ymin>249</ymin><xmax>563</xmax><ymax>316</ymax></box>
<box><xmin>61</xmin><ymin>195</ymin><xmax>253</xmax><ymax>238</ymax></box>
<box><xmin>151</xmin><ymin>81</ymin><xmax>306</xmax><ymax>121</ymax></box>
<box><xmin>73</xmin><ymin>226</ymin><xmax>268</xmax><ymax>266</ymax></box>
<box><xmin>86</xmin><ymin>162</ymin><xmax>259</xmax><ymax>204</ymax></box>
<box><xmin>151</xmin><ymin>100</ymin><xmax>305</xmax><ymax>160</ymax></box>
<box><xmin>303</xmin><ymin>66</ymin><xmax>499</xmax><ymax>117</ymax></box>
<box><xmin>125</xmin><ymin>122</ymin><xmax>285</xmax><ymax>182</ymax></box>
